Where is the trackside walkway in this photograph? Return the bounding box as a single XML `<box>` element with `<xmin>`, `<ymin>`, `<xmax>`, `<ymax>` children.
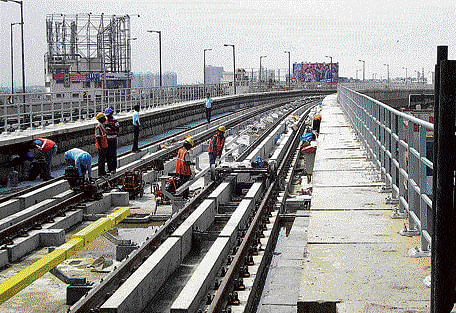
<box><xmin>297</xmin><ymin>94</ymin><xmax>430</xmax><ymax>312</ymax></box>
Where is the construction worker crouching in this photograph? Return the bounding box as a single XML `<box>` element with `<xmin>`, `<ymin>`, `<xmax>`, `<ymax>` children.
<box><xmin>95</xmin><ymin>112</ymin><xmax>109</xmax><ymax>177</ymax></box>
<box><xmin>208</xmin><ymin>126</ymin><xmax>226</xmax><ymax>166</ymax></box>
<box><xmin>64</xmin><ymin>148</ymin><xmax>93</xmax><ymax>181</ymax></box>
<box><xmin>176</xmin><ymin>137</ymin><xmax>195</xmax><ymax>198</ymax></box>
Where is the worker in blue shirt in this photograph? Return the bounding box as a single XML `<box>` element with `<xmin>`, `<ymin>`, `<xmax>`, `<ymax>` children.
<box><xmin>132</xmin><ymin>105</ymin><xmax>141</xmax><ymax>152</ymax></box>
<box><xmin>64</xmin><ymin>148</ymin><xmax>93</xmax><ymax>180</ymax></box>
<box><xmin>205</xmin><ymin>93</ymin><xmax>212</xmax><ymax>123</ymax></box>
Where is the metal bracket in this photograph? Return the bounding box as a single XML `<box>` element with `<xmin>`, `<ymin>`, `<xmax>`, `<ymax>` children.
<box><xmin>380</xmin><ymin>185</ymin><xmax>392</xmax><ymax>193</ymax></box>
<box><xmin>399</xmin><ymin>223</ymin><xmax>420</xmax><ymax>237</ymax></box>
<box><xmin>407</xmin><ymin>246</ymin><xmax>431</xmax><ymax>258</ymax></box>
<box><xmin>386</xmin><ymin>196</ymin><xmax>399</xmax><ymax>205</ymax></box>
<box><xmin>391</xmin><ymin>208</ymin><xmax>407</xmax><ymax>219</ymax></box>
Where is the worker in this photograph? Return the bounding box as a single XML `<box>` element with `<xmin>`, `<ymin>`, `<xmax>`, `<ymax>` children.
<box><xmin>205</xmin><ymin>93</ymin><xmax>212</xmax><ymax>123</ymax></box>
<box><xmin>176</xmin><ymin>137</ymin><xmax>195</xmax><ymax>190</ymax></box>
<box><xmin>31</xmin><ymin>137</ymin><xmax>57</xmax><ymax>180</ymax></box>
<box><xmin>95</xmin><ymin>112</ymin><xmax>108</xmax><ymax>177</ymax></box>
<box><xmin>208</xmin><ymin>126</ymin><xmax>226</xmax><ymax>166</ymax></box>
<box><xmin>132</xmin><ymin>104</ymin><xmax>141</xmax><ymax>152</ymax></box>
<box><xmin>105</xmin><ymin>107</ymin><xmax>120</xmax><ymax>174</ymax></box>
<box><xmin>312</xmin><ymin>114</ymin><xmax>322</xmax><ymax>134</ymax></box>
<box><xmin>64</xmin><ymin>148</ymin><xmax>93</xmax><ymax>181</ymax></box>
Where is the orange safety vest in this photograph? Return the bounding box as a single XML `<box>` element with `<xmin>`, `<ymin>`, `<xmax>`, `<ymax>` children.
<box><xmin>176</xmin><ymin>147</ymin><xmax>191</xmax><ymax>176</ymax></box>
<box><xmin>208</xmin><ymin>134</ymin><xmax>225</xmax><ymax>157</ymax></box>
<box><xmin>36</xmin><ymin>138</ymin><xmax>56</xmax><ymax>153</ymax></box>
<box><xmin>95</xmin><ymin>124</ymin><xmax>108</xmax><ymax>149</ymax></box>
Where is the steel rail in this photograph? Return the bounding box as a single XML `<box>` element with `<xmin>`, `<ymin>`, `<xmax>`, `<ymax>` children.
<box><xmin>207</xmin><ymin>104</ymin><xmax>314</xmax><ymax>313</ymax></box>
<box><xmin>0</xmin><ymin>99</ymin><xmax>293</xmax><ymax>246</ymax></box>
<box><xmin>69</xmin><ymin>97</ymin><xmax>314</xmax><ymax>313</ymax></box>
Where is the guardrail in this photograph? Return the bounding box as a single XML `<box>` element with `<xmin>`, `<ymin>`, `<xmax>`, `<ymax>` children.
<box><xmin>338</xmin><ymin>85</ymin><xmax>434</xmax><ymax>255</ymax></box>
<box><xmin>0</xmin><ymin>82</ymin><xmax>336</xmax><ymax>134</ymax></box>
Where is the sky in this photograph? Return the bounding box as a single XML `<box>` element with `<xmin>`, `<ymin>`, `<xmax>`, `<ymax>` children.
<box><xmin>1</xmin><ymin>0</ymin><xmax>456</xmax><ymax>87</ymax></box>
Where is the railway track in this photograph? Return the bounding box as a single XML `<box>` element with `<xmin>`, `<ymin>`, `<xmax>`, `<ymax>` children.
<box><xmin>68</xmin><ymin>98</ymin><xmax>319</xmax><ymax>313</ymax></box>
<box><xmin>0</xmin><ymin>97</ymin><xmax>315</xmax><ymax>248</ymax></box>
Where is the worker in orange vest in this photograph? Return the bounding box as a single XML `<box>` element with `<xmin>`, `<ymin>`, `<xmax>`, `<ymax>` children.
<box><xmin>176</xmin><ymin>137</ymin><xmax>195</xmax><ymax>198</ymax></box>
<box><xmin>95</xmin><ymin>113</ymin><xmax>109</xmax><ymax>177</ymax></box>
<box><xmin>312</xmin><ymin>114</ymin><xmax>322</xmax><ymax>134</ymax></box>
<box><xmin>31</xmin><ymin>137</ymin><xmax>57</xmax><ymax>180</ymax></box>
<box><xmin>208</xmin><ymin>126</ymin><xmax>226</xmax><ymax>166</ymax></box>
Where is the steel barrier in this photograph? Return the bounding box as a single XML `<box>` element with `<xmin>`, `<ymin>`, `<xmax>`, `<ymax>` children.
<box><xmin>338</xmin><ymin>85</ymin><xmax>434</xmax><ymax>255</ymax></box>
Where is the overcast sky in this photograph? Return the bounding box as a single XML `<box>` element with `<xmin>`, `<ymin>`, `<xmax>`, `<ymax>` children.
<box><xmin>1</xmin><ymin>0</ymin><xmax>456</xmax><ymax>86</ymax></box>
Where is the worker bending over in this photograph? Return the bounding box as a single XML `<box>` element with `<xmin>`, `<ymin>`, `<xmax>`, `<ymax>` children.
<box><xmin>176</xmin><ymin>138</ymin><xmax>195</xmax><ymax>185</ymax></box>
<box><xmin>31</xmin><ymin>137</ymin><xmax>57</xmax><ymax>180</ymax></box>
<box><xmin>208</xmin><ymin>126</ymin><xmax>226</xmax><ymax>166</ymax></box>
<box><xmin>64</xmin><ymin>148</ymin><xmax>93</xmax><ymax>181</ymax></box>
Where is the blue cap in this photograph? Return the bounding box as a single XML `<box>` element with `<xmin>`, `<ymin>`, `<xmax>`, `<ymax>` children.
<box><xmin>104</xmin><ymin>107</ymin><xmax>114</xmax><ymax>116</ymax></box>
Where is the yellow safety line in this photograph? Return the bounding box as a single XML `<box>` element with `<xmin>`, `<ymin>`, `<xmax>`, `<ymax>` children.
<box><xmin>0</xmin><ymin>207</ymin><xmax>131</xmax><ymax>305</ymax></box>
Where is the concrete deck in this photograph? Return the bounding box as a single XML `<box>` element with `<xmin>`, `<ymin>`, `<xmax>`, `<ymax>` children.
<box><xmin>297</xmin><ymin>94</ymin><xmax>431</xmax><ymax>312</ymax></box>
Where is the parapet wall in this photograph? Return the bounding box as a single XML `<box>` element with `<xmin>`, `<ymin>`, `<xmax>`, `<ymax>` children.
<box><xmin>0</xmin><ymin>89</ymin><xmax>334</xmax><ymax>179</ymax></box>
<box><xmin>360</xmin><ymin>88</ymin><xmax>432</xmax><ymax>109</ymax></box>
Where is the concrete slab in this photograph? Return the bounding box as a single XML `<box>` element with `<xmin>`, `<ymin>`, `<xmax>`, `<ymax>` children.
<box><xmin>313</xmin><ymin>169</ymin><xmax>381</xmax><ymax>186</ymax></box>
<box><xmin>219</xmin><ymin>199</ymin><xmax>254</xmax><ymax>244</ymax></box>
<box><xmin>170</xmin><ymin>237</ymin><xmax>231</xmax><ymax>313</ymax></box>
<box><xmin>83</xmin><ymin>193</ymin><xmax>112</xmax><ymax>215</ymax></box>
<box><xmin>244</xmin><ymin>182</ymin><xmax>264</xmax><ymax>202</ymax></box>
<box><xmin>101</xmin><ymin>237</ymin><xmax>182</xmax><ymax>313</ymax></box>
<box><xmin>47</xmin><ymin>209</ymin><xmax>83</xmax><ymax>230</ymax></box>
<box><xmin>17</xmin><ymin>180</ymin><xmax>69</xmax><ymax>209</ymax></box>
<box><xmin>8</xmin><ymin>232</ymin><xmax>41</xmax><ymax>262</ymax></box>
<box><xmin>0</xmin><ymin>199</ymin><xmax>21</xmax><ymax>220</ymax></box>
<box><xmin>111</xmin><ymin>192</ymin><xmax>130</xmax><ymax>207</ymax></box>
<box><xmin>171</xmin><ymin>199</ymin><xmax>216</xmax><ymax>258</ymax></box>
<box><xmin>39</xmin><ymin>229</ymin><xmax>66</xmax><ymax>247</ymax></box>
<box><xmin>310</xmin><ymin>186</ymin><xmax>389</xmax><ymax>209</ymax></box>
<box><xmin>207</xmin><ymin>181</ymin><xmax>232</xmax><ymax>210</ymax></box>
<box><xmin>0</xmin><ymin>198</ymin><xmax>59</xmax><ymax>231</ymax></box>
<box><xmin>0</xmin><ymin>249</ymin><xmax>9</xmax><ymax>268</ymax></box>
<box><xmin>298</xmin><ymin>242</ymin><xmax>430</xmax><ymax>311</ymax></box>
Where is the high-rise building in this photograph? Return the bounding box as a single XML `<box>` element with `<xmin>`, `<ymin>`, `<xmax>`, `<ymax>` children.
<box><xmin>131</xmin><ymin>72</ymin><xmax>178</xmax><ymax>88</ymax></box>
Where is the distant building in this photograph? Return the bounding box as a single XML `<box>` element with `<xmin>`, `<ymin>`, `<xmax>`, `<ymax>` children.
<box><xmin>132</xmin><ymin>72</ymin><xmax>178</xmax><ymax>88</ymax></box>
<box><xmin>205</xmin><ymin>65</ymin><xmax>224</xmax><ymax>84</ymax></box>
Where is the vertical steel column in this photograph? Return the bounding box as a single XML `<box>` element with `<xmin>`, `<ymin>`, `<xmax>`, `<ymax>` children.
<box><xmin>431</xmin><ymin>57</ymin><xmax>456</xmax><ymax>312</ymax></box>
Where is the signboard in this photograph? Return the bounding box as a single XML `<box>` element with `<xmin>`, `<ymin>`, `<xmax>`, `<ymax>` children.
<box><xmin>293</xmin><ymin>62</ymin><xmax>339</xmax><ymax>83</ymax></box>
<box><xmin>53</xmin><ymin>72</ymin><xmax>130</xmax><ymax>83</ymax></box>
<box><xmin>104</xmin><ymin>72</ymin><xmax>130</xmax><ymax>80</ymax></box>
<box><xmin>409</xmin><ymin>94</ymin><xmax>434</xmax><ymax>110</ymax></box>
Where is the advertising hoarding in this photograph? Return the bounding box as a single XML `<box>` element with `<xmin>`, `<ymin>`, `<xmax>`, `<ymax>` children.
<box><xmin>293</xmin><ymin>62</ymin><xmax>339</xmax><ymax>83</ymax></box>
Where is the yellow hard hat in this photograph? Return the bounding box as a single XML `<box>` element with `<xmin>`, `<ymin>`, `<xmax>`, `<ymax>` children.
<box><xmin>96</xmin><ymin>112</ymin><xmax>106</xmax><ymax>120</ymax></box>
<box><xmin>218</xmin><ymin>126</ymin><xmax>226</xmax><ymax>132</ymax></box>
<box><xmin>185</xmin><ymin>137</ymin><xmax>194</xmax><ymax>147</ymax></box>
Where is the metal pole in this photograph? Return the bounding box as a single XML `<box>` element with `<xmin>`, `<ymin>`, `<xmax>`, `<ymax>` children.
<box><xmin>285</xmin><ymin>51</ymin><xmax>290</xmax><ymax>89</ymax></box>
<box><xmin>431</xmin><ymin>46</ymin><xmax>454</xmax><ymax>313</ymax></box>
<box><xmin>359</xmin><ymin>59</ymin><xmax>365</xmax><ymax>81</ymax></box>
<box><xmin>158</xmin><ymin>31</ymin><xmax>162</xmax><ymax>87</ymax></box>
<box><xmin>19</xmin><ymin>1</ymin><xmax>25</xmax><ymax>95</ymax></box>
<box><xmin>10</xmin><ymin>23</ymin><xmax>14</xmax><ymax>95</ymax></box>
<box><xmin>232</xmin><ymin>46</ymin><xmax>236</xmax><ymax>94</ymax></box>
<box><xmin>204</xmin><ymin>49</ymin><xmax>212</xmax><ymax>93</ymax></box>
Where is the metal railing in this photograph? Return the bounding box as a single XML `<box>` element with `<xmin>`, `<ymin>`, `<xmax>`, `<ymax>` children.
<box><xmin>0</xmin><ymin>82</ymin><xmax>336</xmax><ymax>134</ymax></box>
<box><xmin>338</xmin><ymin>85</ymin><xmax>434</xmax><ymax>254</ymax></box>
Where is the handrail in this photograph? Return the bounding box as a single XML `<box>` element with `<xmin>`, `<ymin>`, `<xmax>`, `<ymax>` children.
<box><xmin>338</xmin><ymin>85</ymin><xmax>434</xmax><ymax>256</ymax></box>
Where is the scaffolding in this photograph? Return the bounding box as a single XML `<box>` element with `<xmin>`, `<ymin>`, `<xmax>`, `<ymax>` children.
<box><xmin>45</xmin><ymin>14</ymin><xmax>131</xmax><ymax>74</ymax></box>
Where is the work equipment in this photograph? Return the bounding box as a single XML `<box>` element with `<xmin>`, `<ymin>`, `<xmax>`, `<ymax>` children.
<box><xmin>64</xmin><ymin>166</ymin><xmax>101</xmax><ymax>200</ymax></box>
<box><xmin>121</xmin><ymin>170</ymin><xmax>144</xmax><ymax>199</ymax></box>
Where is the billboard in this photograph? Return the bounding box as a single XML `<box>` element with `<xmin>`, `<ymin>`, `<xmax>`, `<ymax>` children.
<box><xmin>293</xmin><ymin>62</ymin><xmax>339</xmax><ymax>83</ymax></box>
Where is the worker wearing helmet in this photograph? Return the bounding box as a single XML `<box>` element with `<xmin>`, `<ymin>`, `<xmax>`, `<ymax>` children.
<box><xmin>104</xmin><ymin>107</ymin><xmax>119</xmax><ymax>174</ymax></box>
<box><xmin>95</xmin><ymin>113</ymin><xmax>108</xmax><ymax>176</ymax></box>
<box><xmin>176</xmin><ymin>138</ymin><xmax>195</xmax><ymax>196</ymax></box>
<box><xmin>312</xmin><ymin>114</ymin><xmax>322</xmax><ymax>134</ymax></box>
<box><xmin>208</xmin><ymin>126</ymin><xmax>226</xmax><ymax>166</ymax></box>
